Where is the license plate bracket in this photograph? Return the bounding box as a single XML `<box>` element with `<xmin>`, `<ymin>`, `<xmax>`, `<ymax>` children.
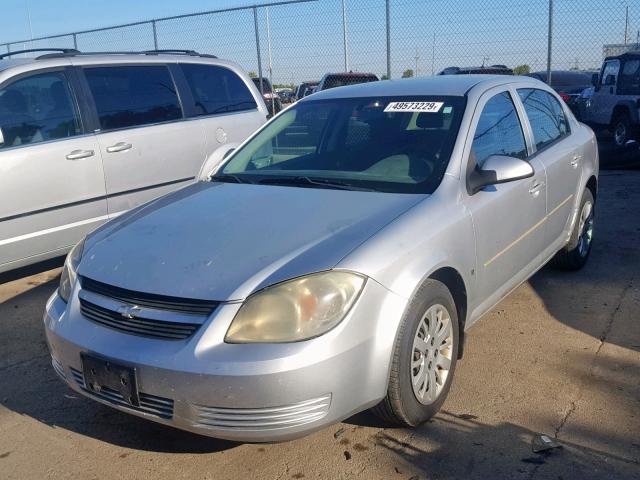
<box><xmin>81</xmin><ymin>353</ymin><xmax>139</xmax><ymax>407</ymax></box>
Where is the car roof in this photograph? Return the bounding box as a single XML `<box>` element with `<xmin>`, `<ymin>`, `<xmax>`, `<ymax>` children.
<box><xmin>302</xmin><ymin>75</ymin><xmax>528</xmax><ymax>101</ymax></box>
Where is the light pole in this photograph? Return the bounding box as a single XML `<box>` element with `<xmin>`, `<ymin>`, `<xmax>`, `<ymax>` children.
<box><xmin>342</xmin><ymin>0</ymin><xmax>349</xmax><ymax>71</ymax></box>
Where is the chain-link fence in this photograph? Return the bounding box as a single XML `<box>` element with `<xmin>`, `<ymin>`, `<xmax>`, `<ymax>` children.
<box><xmin>2</xmin><ymin>0</ymin><xmax>639</xmax><ymax>85</ymax></box>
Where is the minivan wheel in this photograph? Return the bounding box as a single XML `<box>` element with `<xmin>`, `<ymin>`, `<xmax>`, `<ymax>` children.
<box><xmin>371</xmin><ymin>279</ymin><xmax>459</xmax><ymax>427</ymax></box>
<box><xmin>552</xmin><ymin>188</ymin><xmax>595</xmax><ymax>270</ymax></box>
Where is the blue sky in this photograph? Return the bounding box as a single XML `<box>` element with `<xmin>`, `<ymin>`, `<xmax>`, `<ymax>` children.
<box><xmin>0</xmin><ymin>0</ymin><xmax>635</xmax><ymax>83</ymax></box>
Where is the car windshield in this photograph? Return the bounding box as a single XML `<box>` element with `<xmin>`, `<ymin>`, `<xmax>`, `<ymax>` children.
<box><xmin>219</xmin><ymin>95</ymin><xmax>466</xmax><ymax>194</ymax></box>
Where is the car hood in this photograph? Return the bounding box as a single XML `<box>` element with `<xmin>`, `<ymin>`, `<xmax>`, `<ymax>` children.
<box><xmin>80</xmin><ymin>182</ymin><xmax>424</xmax><ymax>301</ymax></box>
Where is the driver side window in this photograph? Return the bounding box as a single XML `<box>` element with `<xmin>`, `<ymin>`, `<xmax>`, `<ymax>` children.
<box><xmin>471</xmin><ymin>91</ymin><xmax>527</xmax><ymax>167</ymax></box>
<box><xmin>0</xmin><ymin>71</ymin><xmax>81</xmax><ymax>149</ymax></box>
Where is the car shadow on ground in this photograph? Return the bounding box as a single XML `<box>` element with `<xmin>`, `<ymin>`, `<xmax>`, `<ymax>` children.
<box><xmin>0</xmin><ymin>278</ymin><xmax>238</xmax><ymax>454</ymax></box>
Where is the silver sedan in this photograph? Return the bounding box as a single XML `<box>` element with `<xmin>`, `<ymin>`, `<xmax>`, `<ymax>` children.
<box><xmin>44</xmin><ymin>75</ymin><xmax>598</xmax><ymax>442</ymax></box>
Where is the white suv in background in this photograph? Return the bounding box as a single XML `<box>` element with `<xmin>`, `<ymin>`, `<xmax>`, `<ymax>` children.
<box><xmin>0</xmin><ymin>49</ymin><xmax>268</xmax><ymax>273</ymax></box>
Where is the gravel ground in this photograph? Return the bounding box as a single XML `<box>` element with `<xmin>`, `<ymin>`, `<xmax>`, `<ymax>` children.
<box><xmin>0</xmin><ymin>171</ymin><xmax>638</xmax><ymax>480</ymax></box>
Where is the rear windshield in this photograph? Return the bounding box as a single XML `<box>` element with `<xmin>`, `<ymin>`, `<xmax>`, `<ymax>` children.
<box><xmin>322</xmin><ymin>75</ymin><xmax>378</xmax><ymax>90</ymax></box>
<box><xmin>220</xmin><ymin>95</ymin><xmax>466</xmax><ymax>194</ymax></box>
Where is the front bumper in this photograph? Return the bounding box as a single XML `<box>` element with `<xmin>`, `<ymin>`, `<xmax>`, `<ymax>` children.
<box><xmin>44</xmin><ymin>279</ymin><xmax>406</xmax><ymax>442</ymax></box>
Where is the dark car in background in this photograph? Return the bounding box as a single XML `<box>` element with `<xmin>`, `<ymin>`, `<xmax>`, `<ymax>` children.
<box><xmin>295</xmin><ymin>81</ymin><xmax>319</xmax><ymax>100</ymax></box>
<box><xmin>252</xmin><ymin>77</ymin><xmax>282</xmax><ymax>116</ymax></box>
<box><xmin>317</xmin><ymin>72</ymin><xmax>378</xmax><ymax>91</ymax></box>
<box><xmin>527</xmin><ymin>70</ymin><xmax>593</xmax><ymax>115</ymax></box>
<box><xmin>438</xmin><ymin>65</ymin><xmax>513</xmax><ymax>75</ymax></box>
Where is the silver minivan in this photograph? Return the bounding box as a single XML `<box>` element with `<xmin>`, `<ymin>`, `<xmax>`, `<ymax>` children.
<box><xmin>0</xmin><ymin>49</ymin><xmax>267</xmax><ymax>273</ymax></box>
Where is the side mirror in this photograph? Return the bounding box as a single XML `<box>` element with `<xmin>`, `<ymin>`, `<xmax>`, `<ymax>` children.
<box><xmin>591</xmin><ymin>73</ymin><xmax>599</xmax><ymax>87</ymax></box>
<box><xmin>467</xmin><ymin>155</ymin><xmax>534</xmax><ymax>195</ymax></box>
<box><xmin>604</xmin><ymin>74</ymin><xmax>616</xmax><ymax>86</ymax></box>
<box><xmin>197</xmin><ymin>143</ymin><xmax>239</xmax><ymax>181</ymax></box>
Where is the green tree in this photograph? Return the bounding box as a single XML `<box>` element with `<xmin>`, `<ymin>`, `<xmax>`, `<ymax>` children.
<box><xmin>513</xmin><ymin>64</ymin><xmax>531</xmax><ymax>75</ymax></box>
<box><xmin>380</xmin><ymin>74</ymin><xmax>390</xmax><ymax>80</ymax></box>
<box><xmin>402</xmin><ymin>69</ymin><xmax>414</xmax><ymax>78</ymax></box>
<box><xmin>248</xmin><ymin>71</ymin><xmax>257</xmax><ymax>78</ymax></box>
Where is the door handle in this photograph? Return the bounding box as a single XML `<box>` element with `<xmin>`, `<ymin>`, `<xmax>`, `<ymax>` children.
<box><xmin>529</xmin><ymin>181</ymin><xmax>543</xmax><ymax>197</ymax></box>
<box><xmin>106</xmin><ymin>142</ymin><xmax>132</xmax><ymax>153</ymax></box>
<box><xmin>570</xmin><ymin>155</ymin><xmax>581</xmax><ymax>168</ymax></box>
<box><xmin>66</xmin><ymin>149</ymin><xmax>95</xmax><ymax>160</ymax></box>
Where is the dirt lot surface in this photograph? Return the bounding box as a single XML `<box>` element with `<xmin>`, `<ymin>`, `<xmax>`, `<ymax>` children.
<box><xmin>1</xmin><ymin>171</ymin><xmax>638</xmax><ymax>480</ymax></box>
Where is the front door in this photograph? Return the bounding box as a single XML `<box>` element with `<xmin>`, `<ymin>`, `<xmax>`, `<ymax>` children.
<box><xmin>589</xmin><ymin>59</ymin><xmax>620</xmax><ymax>125</ymax></box>
<box><xmin>0</xmin><ymin>69</ymin><xmax>106</xmax><ymax>271</ymax></box>
<box><xmin>464</xmin><ymin>88</ymin><xmax>547</xmax><ymax>307</ymax></box>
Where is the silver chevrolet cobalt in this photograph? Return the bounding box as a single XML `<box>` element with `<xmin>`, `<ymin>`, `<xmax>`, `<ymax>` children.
<box><xmin>44</xmin><ymin>75</ymin><xmax>598</xmax><ymax>441</ymax></box>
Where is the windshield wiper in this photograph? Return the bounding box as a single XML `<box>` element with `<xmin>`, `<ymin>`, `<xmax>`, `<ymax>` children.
<box><xmin>210</xmin><ymin>173</ymin><xmax>255</xmax><ymax>184</ymax></box>
<box><xmin>257</xmin><ymin>176</ymin><xmax>376</xmax><ymax>192</ymax></box>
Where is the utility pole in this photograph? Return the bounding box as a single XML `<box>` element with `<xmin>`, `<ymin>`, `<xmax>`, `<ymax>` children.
<box><xmin>414</xmin><ymin>47</ymin><xmax>419</xmax><ymax>77</ymax></box>
<box><xmin>625</xmin><ymin>5</ymin><xmax>629</xmax><ymax>45</ymax></box>
<box><xmin>342</xmin><ymin>0</ymin><xmax>349</xmax><ymax>71</ymax></box>
<box><xmin>431</xmin><ymin>31</ymin><xmax>435</xmax><ymax>75</ymax></box>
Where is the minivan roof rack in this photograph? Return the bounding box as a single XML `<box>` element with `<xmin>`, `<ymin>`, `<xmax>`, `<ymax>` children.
<box><xmin>0</xmin><ymin>48</ymin><xmax>79</xmax><ymax>59</ymax></box>
<box><xmin>35</xmin><ymin>49</ymin><xmax>217</xmax><ymax>60</ymax></box>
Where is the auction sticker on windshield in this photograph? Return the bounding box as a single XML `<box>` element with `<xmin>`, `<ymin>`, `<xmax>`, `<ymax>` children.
<box><xmin>384</xmin><ymin>101</ymin><xmax>443</xmax><ymax>113</ymax></box>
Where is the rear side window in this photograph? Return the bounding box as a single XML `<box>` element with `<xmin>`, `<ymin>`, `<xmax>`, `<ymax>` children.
<box><xmin>518</xmin><ymin>88</ymin><xmax>568</xmax><ymax>151</ymax></box>
<box><xmin>182</xmin><ymin>64</ymin><xmax>257</xmax><ymax>116</ymax></box>
<box><xmin>84</xmin><ymin>65</ymin><xmax>182</xmax><ymax>131</ymax></box>
<box><xmin>0</xmin><ymin>71</ymin><xmax>81</xmax><ymax>149</ymax></box>
<box><xmin>471</xmin><ymin>91</ymin><xmax>527</xmax><ymax>166</ymax></box>
<box><xmin>619</xmin><ymin>59</ymin><xmax>640</xmax><ymax>95</ymax></box>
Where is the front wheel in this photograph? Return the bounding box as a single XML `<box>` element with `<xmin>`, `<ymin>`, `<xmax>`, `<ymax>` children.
<box><xmin>553</xmin><ymin>188</ymin><xmax>595</xmax><ymax>270</ymax></box>
<box><xmin>612</xmin><ymin>112</ymin><xmax>634</xmax><ymax>148</ymax></box>
<box><xmin>371</xmin><ymin>279</ymin><xmax>459</xmax><ymax>426</ymax></box>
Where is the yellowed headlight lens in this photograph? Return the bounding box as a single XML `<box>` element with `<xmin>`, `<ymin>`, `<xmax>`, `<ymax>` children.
<box><xmin>225</xmin><ymin>271</ymin><xmax>365</xmax><ymax>343</ymax></box>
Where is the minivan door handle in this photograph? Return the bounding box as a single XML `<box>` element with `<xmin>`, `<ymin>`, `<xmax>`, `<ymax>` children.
<box><xmin>106</xmin><ymin>142</ymin><xmax>132</xmax><ymax>153</ymax></box>
<box><xmin>66</xmin><ymin>149</ymin><xmax>95</xmax><ymax>160</ymax></box>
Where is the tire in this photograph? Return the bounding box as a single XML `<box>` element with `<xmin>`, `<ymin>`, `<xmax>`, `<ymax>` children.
<box><xmin>553</xmin><ymin>188</ymin><xmax>595</xmax><ymax>271</ymax></box>
<box><xmin>612</xmin><ymin>112</ymin><xmax>634</xmax><ymax>149</ymax></box>
<box><xmin>371</xmin><ymin>279</ymin><xmax>459</xmax><ymax>426</ymax></box>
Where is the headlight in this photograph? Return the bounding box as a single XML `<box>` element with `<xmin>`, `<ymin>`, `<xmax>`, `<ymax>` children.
<box><xmin>58</xmin><ymin>239</ymin><xmax>85</xmax><ymax>303</ymax></box>
<box><xmin>225</xmin><ymin>271</ymin><xmax>365</xmax><ymax>343</ymax></box>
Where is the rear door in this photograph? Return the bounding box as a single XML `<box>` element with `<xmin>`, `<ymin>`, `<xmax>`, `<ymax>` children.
<box><xmin>517</xmin><ymin>88</ymin><xmax>580</xmax><ymax>246</ymax></box>
<box><xmin>177</xmin><ymin>62</ymin><xmax>266</xmax><ymax>158</ymax></box>
<box><xmin>0</xmin><ymin>68</ymin><xmax>106</xmax><ymax>271</ymax></box>
<box><xmin>81</xmin><ymin>64</ymin><xmax>206</xmax><ymax>215</ymax></box>
<box><xmin>464</xmin><ymin>88</ymin><xmax>547</xmax><ymax>304</ymax></box>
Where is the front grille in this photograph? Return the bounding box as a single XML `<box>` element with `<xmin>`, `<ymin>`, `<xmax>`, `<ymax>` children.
<box><xmin>191</xmin><ymin>394</ymin><xmax>332</xmax><ymax>431</ymax></box>
<box><xmin>79</xmin><ymin>298</ymin><xmax>201</xmax><ymax>340</ymax></box>
<box><xmin>70</xmin><ymin>367</ymin><xmax>174</xmax><ymax>419</ymax></box>
<box><xmin>81</xmin><ymin>277</ymin><xmax>218</xmax><ymax>315</ymax></box>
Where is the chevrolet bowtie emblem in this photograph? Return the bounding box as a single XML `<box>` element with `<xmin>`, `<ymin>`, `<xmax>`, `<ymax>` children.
<box><xmin>116</xmin><ymin>305</ymin><xmax>142</xmax><ymax>319</ymax></box>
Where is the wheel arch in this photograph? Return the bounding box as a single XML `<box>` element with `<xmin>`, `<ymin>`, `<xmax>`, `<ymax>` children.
<box><xmin>586</xmin><ymin>175</ymin><xmax>598</xmax><ymax>201</ymax></box>
<box><xmin>429</xmin><ymin>267</ymin><xmax>468</xmax><ymax>359</ymax></box>
<box><xmin>612</xmin><ymin>102</ymin><xmax>638</xmax><ymax>125</ymax></box>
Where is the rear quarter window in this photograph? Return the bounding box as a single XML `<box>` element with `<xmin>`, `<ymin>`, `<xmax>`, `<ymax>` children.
<box><xmin>181</xmin><ymin>64</ymin><xmax>257</xmax><ymax>116</ymax></box>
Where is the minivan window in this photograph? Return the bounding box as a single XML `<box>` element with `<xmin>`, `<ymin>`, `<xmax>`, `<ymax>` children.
<box><xmin>181</xmin><ymin>64</ymin><xmax>257</xmax><ymax>116</ymax></box>
<box><xmin>518</xmin><ymin>88</ymin><xmax>568</xmax><ymax>151</ymax></box>
<box><xmin>84</xmin><ymin>65</ymin><xmax>181</xmax><ymax>131</ymax></box>
<box><xmin>471</xmin><ymin>91</ymin><xmax>527</xmax><ymax>166</ymax></box>
<box><xmin>220</xmin><ymin>96</ymin><xmax>466</xmax><ymax>194</ymax></box>
<box><xmin>0</xmin><ymin>71</ymin><xmax>81</xmax><ymax>149</ymax></box>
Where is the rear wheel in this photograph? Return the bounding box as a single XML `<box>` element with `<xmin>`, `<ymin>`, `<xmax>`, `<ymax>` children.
<box><xmin>612</xmin><ymin>112</ymin><xmax>634</xmax><ymax>148</ymax></box>
<box><xmin>553</xmin><ymin>188</ymin><xmax>595</xmax><ymax>270</ymax></box>
<box><xmin>371</xmin><ymin>279</ymin><xmax>459</xmax><ymax>426</ymax></box>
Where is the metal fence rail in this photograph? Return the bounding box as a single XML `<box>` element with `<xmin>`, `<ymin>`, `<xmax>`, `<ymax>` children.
<box><xmin>2</xmin><ymin>0</ymin><xmax>638</xmax><ymax>85</ymax></box>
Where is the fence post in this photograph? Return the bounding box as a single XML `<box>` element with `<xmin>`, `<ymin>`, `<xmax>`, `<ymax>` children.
<box><xmin>152</xmin><ymin>20</ymin><xmax>159</xmax><ymax>50</ymax></box>
<box><xmin>546</xmin><ymin>0</ymin><xmax>553</xmax><ymax>85</ymax></box>
<box><xmin>385</xmin><ymin>0</ymin><xmax>391</xmax><ymax>79</ymax></box>
<box><xmin>253</xmin><ymin>7</ymin><xmax>264</xmax><ymax>94</ymax></box>
<box><xmin>342</xmin><ymin>0</ymin><xmax>349</xmax><ymax>71</ymax></box>
<box><xmin>72</xmin><ymin>33</ymin><xmax>78</xmax><ymax>50</ymax></box>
